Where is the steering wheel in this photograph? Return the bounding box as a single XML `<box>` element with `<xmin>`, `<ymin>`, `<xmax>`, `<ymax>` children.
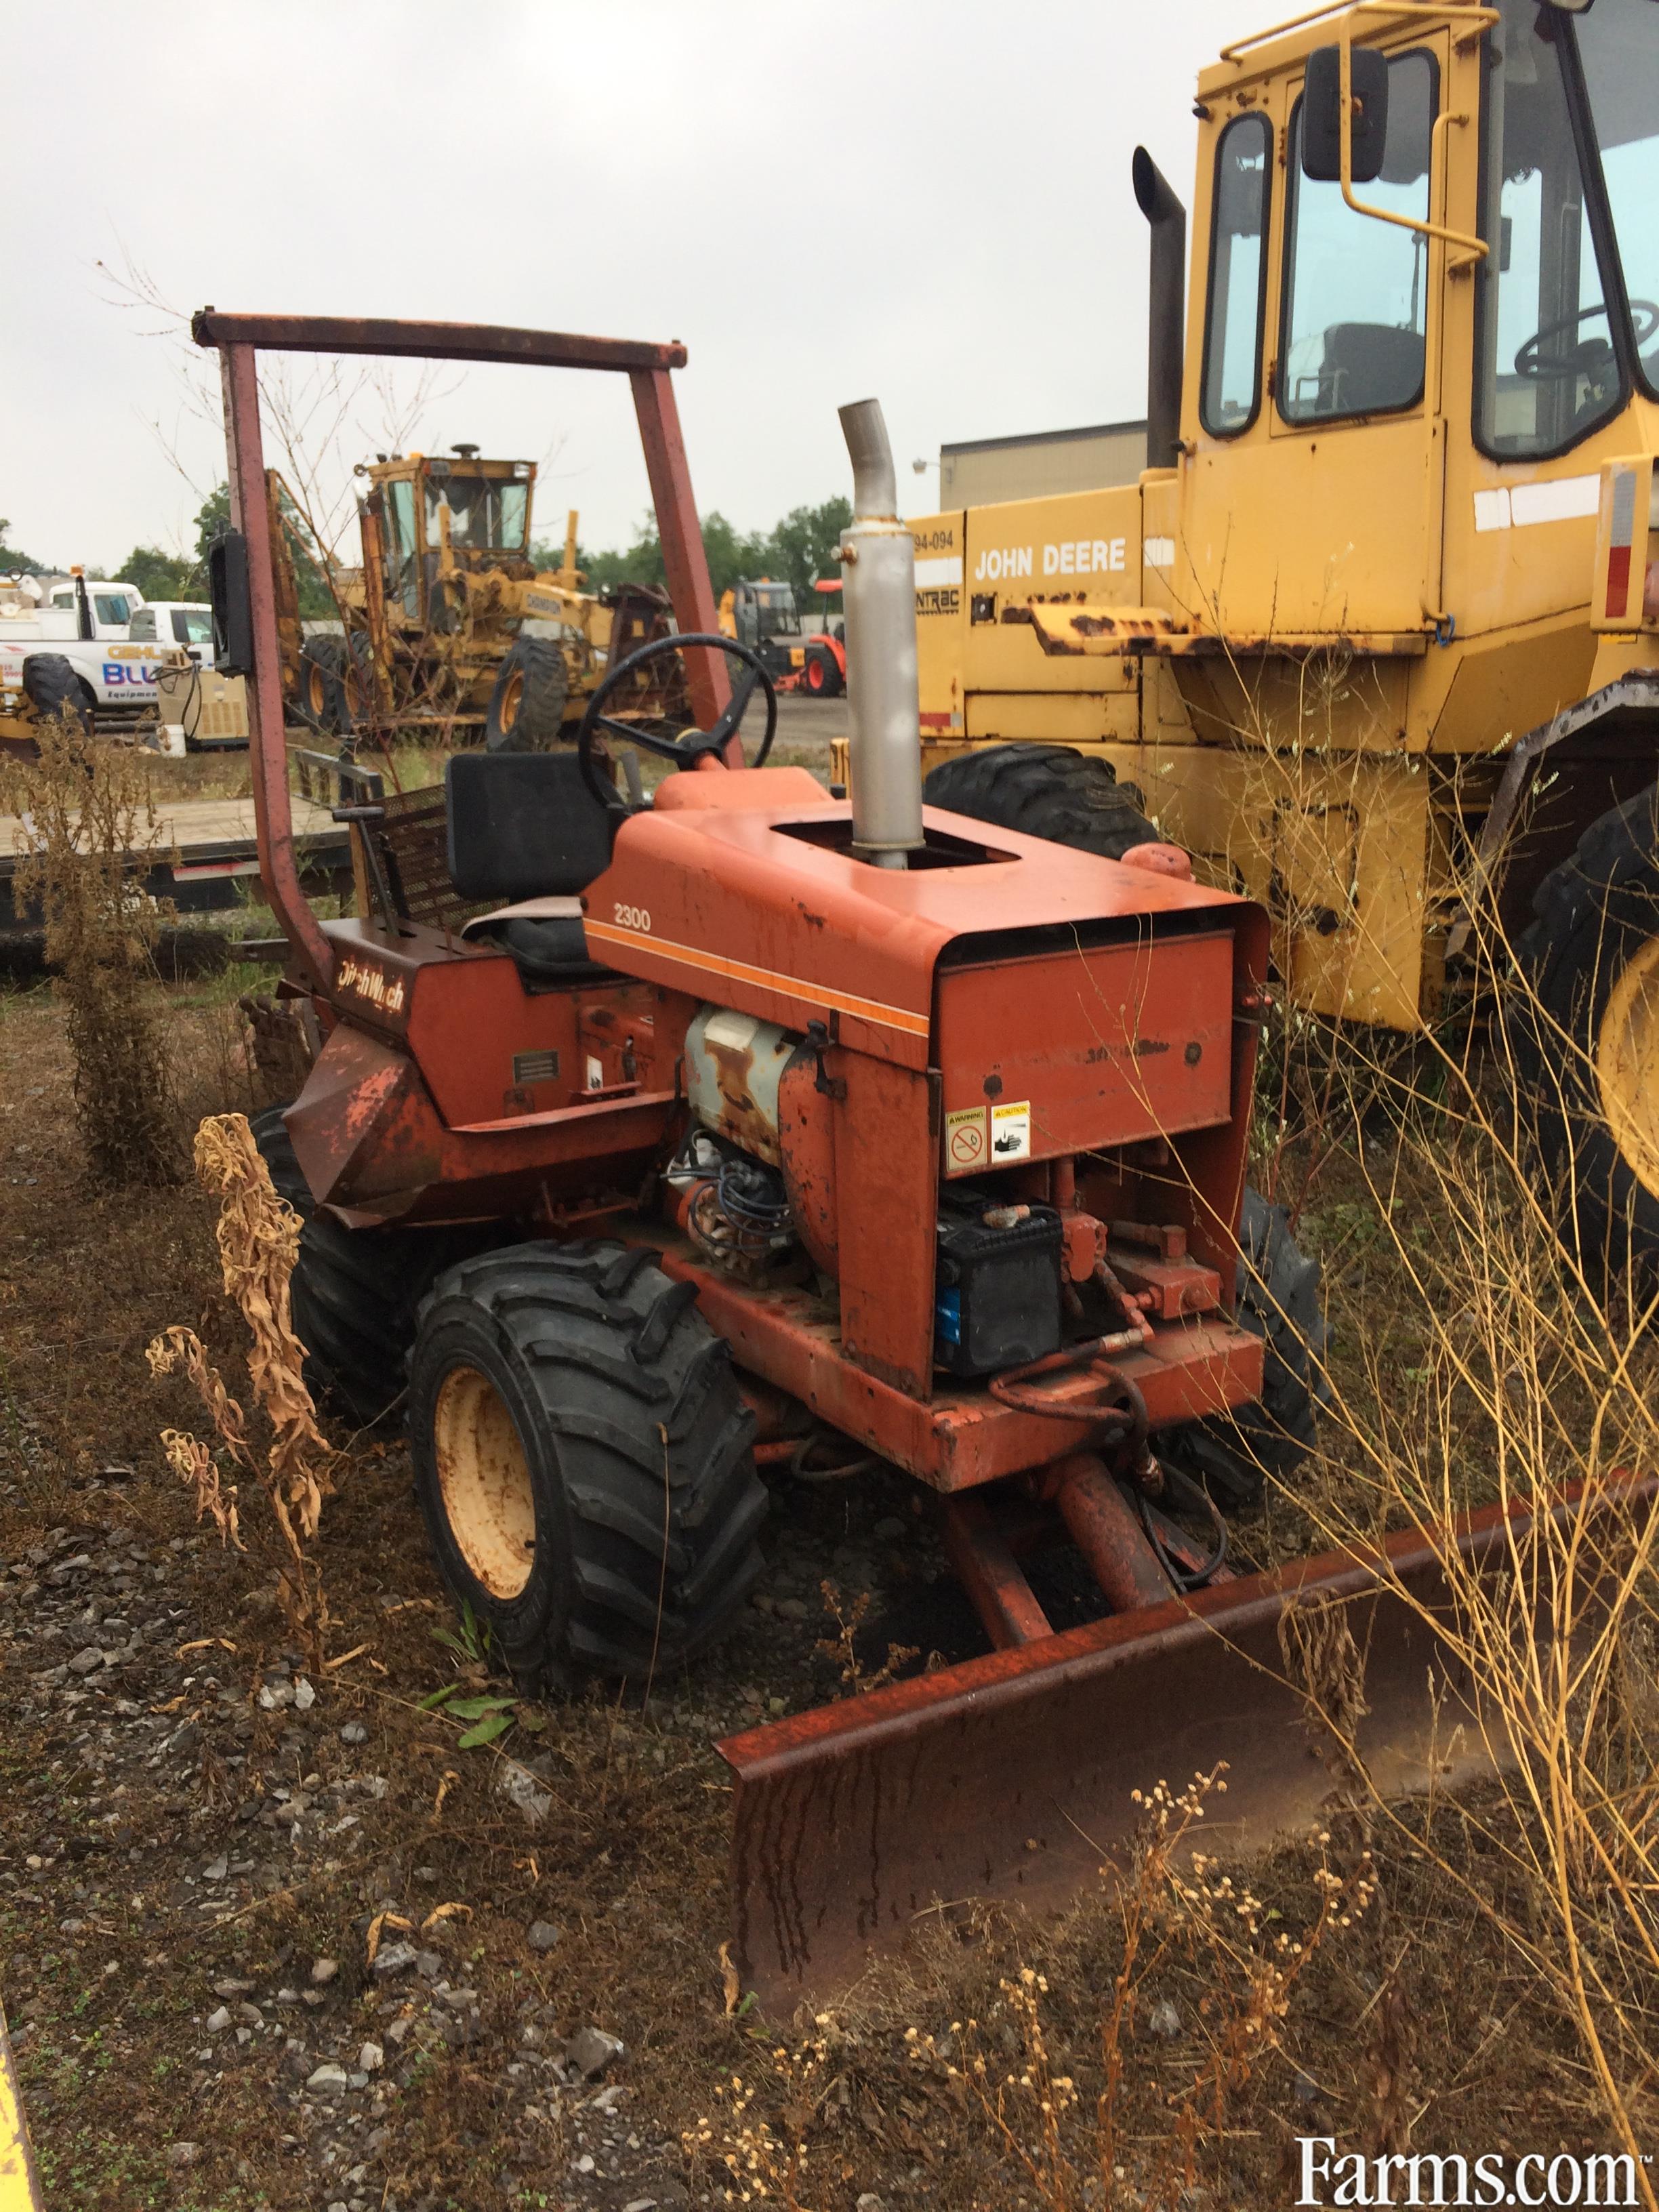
<box><xmin>575</xmin><ymin>632</ymin><xmax>776</xmax><ymax>809</ymax></box>
<box><xmin>1515</xmin><ymin>299</ymin><xmax>1659</xmax><ymax>381</ymax></box>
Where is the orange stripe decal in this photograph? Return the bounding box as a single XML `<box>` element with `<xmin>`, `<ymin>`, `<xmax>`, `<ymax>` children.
<box><xmin>583</xmin><ymin>920</ymin><xmax>931</xmax><ymax>1038</ymax></box>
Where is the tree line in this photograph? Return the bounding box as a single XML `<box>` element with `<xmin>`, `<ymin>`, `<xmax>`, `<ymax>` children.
<box><xmin>2</xmin><ymin>487</ymin><xmax>853</xmax><ymax>619</ymax></box>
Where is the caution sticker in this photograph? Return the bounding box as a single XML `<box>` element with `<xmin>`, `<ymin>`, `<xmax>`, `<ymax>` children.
<box><xmin>990</xmin><ymin>1100</ymin><xmax>1031</xmax><ymax>1162</ymax></box>
<box><xmin>944</xmin><ymin>1103</ymin><xmax>988</xmax><ymax>1171</ymax></box>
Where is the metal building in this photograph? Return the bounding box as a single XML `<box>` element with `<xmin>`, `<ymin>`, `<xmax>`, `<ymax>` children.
<box><xmin>938</xmin><ymin>419</ymin><xmax>1149</xmax><ymax>508</ymax></box>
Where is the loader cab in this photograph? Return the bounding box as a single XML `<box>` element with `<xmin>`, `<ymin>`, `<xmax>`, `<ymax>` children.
<box><xmin>727</xmin><ymin>578</ymin><xmax>802</xmax><ymax>650</ymax></box>
<box><xmin>365</xmin><ymin>449</ymin><xmax>535</xmax><ymax>628</ymax></box>
<box><xmin>1181</xmin><ymin>0</ymin><xmax>1659</xmax><ymax>642</ymax></box>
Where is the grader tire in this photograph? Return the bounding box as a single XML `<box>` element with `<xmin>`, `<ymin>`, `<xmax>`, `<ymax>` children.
<box><xmin>409</xmin><ymin>1240</ymin><xmax>766</xmax><ymax>1690</ymax></box>
<box><xmin>485</xmin><ymin>638</ymin><xmax>570</xmax><ymax>752</ymax></box>
<box><xmin>297</xmin><ymin>635</ymin><xmax>356</xmax><ymax>736</ymax></box>
<box><xmin>251</xmin><ymin>1105</ymin><xmax>485</xmax><ymax>1431</ymax></box>
<box><xmin>22</xmin><ymin>652</ymin><xmax>94</xmax><ymax>734</ymax></box>
<box><xmin>1513</xmin><ymin>781</ymin><xmax>1659</xmax><ymax>1290</ymax></box>
<box><xmin>923</xmin><ymin>741</ymin><xmax>1159</xmax><ymax>860</ymax></box>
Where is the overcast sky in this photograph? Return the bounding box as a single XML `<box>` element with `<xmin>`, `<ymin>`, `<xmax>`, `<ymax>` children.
<box><xmin>9</xmin><ymin>0</ymin><xmax>1245</xmax><ymax>575</ymax></box>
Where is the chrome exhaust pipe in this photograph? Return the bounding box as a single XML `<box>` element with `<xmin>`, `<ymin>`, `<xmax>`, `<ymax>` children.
<box><xmin>838</xmin><ymin>397</ymin><xmax>923</xmax><ymax>869</ymax></box>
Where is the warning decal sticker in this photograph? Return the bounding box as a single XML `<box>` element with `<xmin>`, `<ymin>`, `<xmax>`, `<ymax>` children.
<box><xmin>990</xmin><ymin>1100</ymin><xmax>1031</xmax><ymax>1161</ymax></box>
<box><xmin>945</xmin><ymin>1104</ymin><xmax>989</xmax><ymax>1172</ymax></box>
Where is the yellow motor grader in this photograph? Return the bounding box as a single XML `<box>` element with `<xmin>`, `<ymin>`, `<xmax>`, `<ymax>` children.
<box><xmin>270</xmin><ymin>449</ymin><xmax>680</xmax><ymax>749</ymax></box>
<box><xmin>853</xmin><ymin>0</ymin><xmax>1659</xmax><ymax>1285</ymax></box>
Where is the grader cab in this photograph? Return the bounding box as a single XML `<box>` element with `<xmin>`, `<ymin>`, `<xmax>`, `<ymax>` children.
<box><xmin>270</xmin><ymin>441</ymin><xmax>682</xmax><ymax>749</ymax></box>
<box><xmin>872</xmin><ymin>0</ymin><xmax>1659</xmax><ymax>1286</ymax></box>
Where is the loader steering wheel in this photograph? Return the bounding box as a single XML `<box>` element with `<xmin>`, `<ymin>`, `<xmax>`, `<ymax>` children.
<box><xmin>575</xmin><ymin>632</ymin><xmax>777</xmax><ymax>810</ymax></box>
<box><xmin>1515</xmin><ymin>299</ymin><xmax>1659</xmax><ymax>382</ymax></box>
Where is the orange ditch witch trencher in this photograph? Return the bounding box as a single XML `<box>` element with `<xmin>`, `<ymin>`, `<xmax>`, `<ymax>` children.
<box><xmin>196</xmin><ymin>310</ymin><xmax>1647</xmax><ymax>2007</ymax></box>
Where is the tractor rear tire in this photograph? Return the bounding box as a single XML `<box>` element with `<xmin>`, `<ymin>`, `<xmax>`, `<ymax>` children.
<box><xmin>1512</xmin><ymin>781</ymin><xmax>1659</xmax><ymax>1290</ymax></box>
<box><xmin>804</xmin><ymin>649</ymin><xmax>840</xmax><ymax>698</ymax></box>
<box><xmin>22</xmin><ymin>653</ymin><xmax>94</xmax><ymax>735</ymax></box>
<box><xmin>251</xmin><ymin>1105</ymin><xmax>487</xmax><ymax>1431</ymax></box>
<box><xmin>922</xmin><ymin>741</ymin><xmax>1160</xmax><ymax>859</ymax></box>
<box><xmin>408</xmin><ymin>1240</ymin><xmax>766</xmax><ymax>1689</ymax></box>
<box><xmin>485</xmin><ymin>638</ymin><xmax>570</xmax><ymax>752</ymax></box>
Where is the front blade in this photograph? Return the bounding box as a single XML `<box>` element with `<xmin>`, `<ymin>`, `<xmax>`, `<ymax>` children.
<box><xmin>720</xmin><ymin>1476</ymin><xmax>1654</xmax><ymax>2009</ymax></box>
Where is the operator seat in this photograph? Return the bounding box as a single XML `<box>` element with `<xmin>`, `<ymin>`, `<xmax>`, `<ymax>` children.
<box><xmin>1318</xmin><ymin>322</ymin><xmax>1424</xmax><ymax>415</ymax></box>
<box><xmin>446</xmin><ymin>750</ymin><xmax>623</xmax><ymax>985</ymax></box>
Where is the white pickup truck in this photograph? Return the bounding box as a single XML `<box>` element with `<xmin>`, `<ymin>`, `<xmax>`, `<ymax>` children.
<box><xmin>0</xmin><ymin>574</ymin><xmax>179</xmax><ymax>718</ymax></box>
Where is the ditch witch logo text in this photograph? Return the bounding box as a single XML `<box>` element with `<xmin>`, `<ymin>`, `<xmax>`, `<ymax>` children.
<box><xmin>1296</xmin><ymin>2139</ymin><xmax>1643</xmax><ymax>2207</ymax></box>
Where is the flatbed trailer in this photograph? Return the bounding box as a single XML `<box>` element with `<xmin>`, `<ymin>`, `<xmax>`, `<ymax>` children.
<box><xmin>0</xmin><ymin>790</ymin><xmax>351</xmax><ymax>947</ymax></box>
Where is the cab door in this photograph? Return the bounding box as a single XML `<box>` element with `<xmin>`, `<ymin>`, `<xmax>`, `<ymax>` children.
<box><xmin>1182</xmin><ymin>32</ymin><xmax>1453</xmax><ymax>639</ymax></box>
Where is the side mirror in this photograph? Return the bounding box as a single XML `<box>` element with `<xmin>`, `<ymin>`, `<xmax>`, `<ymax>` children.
<box><xmin>1302</xmin><ymin>44</ymin><xmax>1389</xmax><ymax>185</ymax></box>
<box><xmin>208</xmin><ymin>530</ymin><xmax>254</xmax><ymax>675</ymax></box>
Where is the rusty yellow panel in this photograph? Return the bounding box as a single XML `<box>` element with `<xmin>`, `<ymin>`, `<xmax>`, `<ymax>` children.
<box><xmin>1099</xmin><ymin>743</ymin><xmax>1431</xmax><ymax>1029</ymax></box>
<box><xmin>962</xmin><ymin>487</ymin><xmax>1143</xmax><ymax>695</ymax></box>
<box><xmin>910</xmin><ymin>508</ymin><xmax>965</xmax><ymax>737</ymax></box>
<box><xmin>1429</xmin><ymin>617</ymin><xmax>1597</xmax><ymax>754</ymax></box>
<box><xmin>0</xmin><ymin>2003</ymin><xmax>43</xmax><ymax>2212</ymax></box>
<box><xmin>965</xmin><ymin>689</ymin><xmax>1139</xmax><ymax>745</ymax></box>
<box><xmin>1179</xmin><ymin>419</ymin><xmax>1437</xmax><ymax>638</ymax></box>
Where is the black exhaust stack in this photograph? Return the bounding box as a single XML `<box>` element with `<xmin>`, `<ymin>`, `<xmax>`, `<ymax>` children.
<box><xmin>1132</xmin><ymin>147</ymin><xmax>1186</xmax><ymax>471</ymax></box>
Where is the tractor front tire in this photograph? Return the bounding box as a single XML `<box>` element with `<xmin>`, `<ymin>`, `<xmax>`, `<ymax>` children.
<box><xmin>922</xmin><ymin>742</ymin><xmax>1160</xmax><ymax>860</ymax></box>
<box><xmin>252</xmin><ymin>1105</ymin><xmax>486</xmax><ymax>1430</ymax></box>
<box><xmin>1513</xmin><ymin>782</ymin><xmax>1659</xmax><ymax>1290</ymax></box>
<box><xmin>408</xmin><ymin>1241</ymin><xmax>766</xmax><ymax>1689</ymax></box>
<box><xmin>485</xmin><ymin>638</ymin><xmax>571</xmax><ymax>752</ymax></box>
<box><xmin>1166</xmin><ymin>1189</ymin><xmax>1328</xmax><ymax>1507</ymax></box>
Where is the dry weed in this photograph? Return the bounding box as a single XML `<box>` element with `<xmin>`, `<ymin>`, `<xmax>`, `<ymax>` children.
<box><xmin>145</xmin><ymin>1109</ymin><xmax>340</xmax><ymax>1662</ymax></box>
<box><xmin>0</xmin><ymin>715</ymin><xmax>181</xmax><ymax>1183</ymax></box>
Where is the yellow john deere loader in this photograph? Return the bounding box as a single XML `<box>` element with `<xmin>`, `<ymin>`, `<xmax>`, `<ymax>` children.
<box><xmin>859</xmin><ymin>0</ymin><xmax>1659</xmax><ymax>1281</ymax></box>
<box><xmin>270</xmin><ymin>448</ymin><xmax>680</xmax><ymax>749</ymax></box>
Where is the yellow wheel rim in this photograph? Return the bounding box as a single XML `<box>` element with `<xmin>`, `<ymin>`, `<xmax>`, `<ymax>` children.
<box><xmin>307</xmin><ymin>665</ymin><xmax>327</xmax><ymax>717</ymax></box>
<box><xmin>432</xmin><ymin>1366</ymin><xmax>536</xmax><ymax>1599</ymax></box>
<box><xmin>500</xmin><ymin>670</ymin><xmax>523</xmax><ymax>733</ymax></box>
<box><xmin>1596</xmin><ymin>933</ymin><xmax>1659</xmax><ymax>1201</ymax></box>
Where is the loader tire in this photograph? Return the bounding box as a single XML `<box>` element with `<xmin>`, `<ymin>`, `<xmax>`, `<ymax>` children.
<box><xmin>922</xmin><ymin>741</ymin><xmax>1159</xmax><ymax>859</ymax></box>
<box><xmin>408</xmin><ymin>1240</ymin><xmax>766</xmax><ymax>1689</ymax></box>
<box><xmin>485</xmin><ymin>638</ymin><xmax>570</xmax><ymax>752</ymax></box>
<box><xmin>1512</xmin><ymin>781</ymin><xmax>1659</xmax><ymax>1289</ymax></box>
<box><xmin>251</xmin><ymin>1105</ymin><xmax>486</xmax><ymax>1431</ymax></box>
<box><xmin>22</xmin><ymin>653</ymin><xmax>94</xmax><ymax>735</ymax></box>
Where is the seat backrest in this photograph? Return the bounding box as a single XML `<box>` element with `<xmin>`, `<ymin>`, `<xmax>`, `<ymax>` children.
<box><xmin>445</xmin><ymin>751</ymin><xmax>620</xmax><ymax>902</ymax></box>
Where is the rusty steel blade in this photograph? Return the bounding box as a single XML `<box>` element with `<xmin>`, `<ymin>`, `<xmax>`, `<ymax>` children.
<box><xmin>719</xmin><ymin>1474</ymin><xmax>1656</xmax><ymax>2010</ymax></box>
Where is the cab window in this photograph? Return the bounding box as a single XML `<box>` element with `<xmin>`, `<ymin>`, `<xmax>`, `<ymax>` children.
<box><xmin>172</xmin><ymin>609</ymin><xmax>213</xmax><ymax>646</ymax></box>
<box><xmin>1475</xmin><ymin>0</ymin><xmax>1625</xmax><ymax>455</ymax></box>
<box><xmin>94</xmin><ymin>593</ymin><xmax>131</xmax><ymax>627</ymax></box>
<box><xmin>1280</xmin><ymin>49</ymin><xmax>1438</xmax><ymax>423</ymax></box>
<box><xmin>1202</xmin><ymin>113</ymin><xmax>1273</xmax><ymax>435</ymax></box>
<box><xmin>386</xmin><ymin>481</ymin><xmax>419</xmax><ymax>616</ymax></box>
<box><xmin>128</xmin><ymin>609</ymin><xmax>157</xmax><ymax>640</ymax></box>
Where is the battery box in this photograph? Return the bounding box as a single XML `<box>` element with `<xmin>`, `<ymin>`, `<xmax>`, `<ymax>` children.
<box><xmin>934</xmin><ymin>1200</ymin><xmax>1063</xmax><ymax>1379</ymax></box>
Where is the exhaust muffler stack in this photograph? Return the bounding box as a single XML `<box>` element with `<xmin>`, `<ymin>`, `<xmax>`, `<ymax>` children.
<box><xmin>838</xmin><ymin>398</ymin><xmax>924</xmax><ymax>869</ymax></box>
